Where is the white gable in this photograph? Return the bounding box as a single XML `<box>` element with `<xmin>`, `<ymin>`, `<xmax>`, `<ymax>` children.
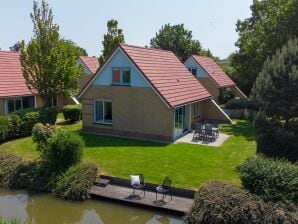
<box><xmin>184</xmin><ymin>57</ymin><xmax>208</xmax><ymax>78</ymax></box>
<box><xmin>77</xmin><ymin>58</ymin><xmax>92</xmax><ymax>75</ymax></box>
<box><xmin>93</xmin><ymin>49</ymin><xmax>150</xmax><ymax>87</ymax></box>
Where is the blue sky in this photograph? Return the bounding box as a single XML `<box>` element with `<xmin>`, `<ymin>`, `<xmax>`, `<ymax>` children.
<box><xmin>0</xmin><ymin>0</ymin><xmax>252</xmax><ymax>59</ymax></box>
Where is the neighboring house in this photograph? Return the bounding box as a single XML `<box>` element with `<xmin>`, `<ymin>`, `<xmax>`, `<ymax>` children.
<box><xmin>0</xmin><ymin>51</ymin><xmax>73</xmax><ymax>115</ymax></box>
<box><xmin>77</xmin><ymin>56</ymin><xmax>100</xmax><ymax>90</ymax></box>
<box><xmin>78</xmin><ymin>44</ymin><xmax>231</xmax><ymax>142</ymax></box>
<box><xmin>184</xmin><ymin>55</ymin><xmax>247</xmax><ymax>102</ymax></box>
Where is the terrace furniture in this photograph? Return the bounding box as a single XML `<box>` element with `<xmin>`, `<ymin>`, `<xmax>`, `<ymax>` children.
<box><xmin>193</xmin><ymin>123</ymin><xmax>204</xmax><ymax>140</ymax></box>
<box><xmin>156</xmin><ymin>177</ymin><xmax>172</xmax><ymax>201</ymax></box>
<box><xmin>130</xmin><ymin>174</ymin><xmax>145</xmax><ymax>197</ymax></box>
<box><xmin>205</xmin><ymin>124</ymin><xmax>216</xmax><ymax>142</ymax></box>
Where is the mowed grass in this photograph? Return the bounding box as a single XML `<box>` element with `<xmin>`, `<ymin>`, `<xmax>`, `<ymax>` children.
<box><xmin>0</xmin><ymin>119</ymin><xmax>256</xmax><ymax>189</ymax></box>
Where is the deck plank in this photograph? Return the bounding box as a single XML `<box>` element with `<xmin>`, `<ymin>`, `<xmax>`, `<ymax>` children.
<box><xmin>90</xmin><ymin>185</ymin><xmax>193</xmax><ymax>214</ymax></box>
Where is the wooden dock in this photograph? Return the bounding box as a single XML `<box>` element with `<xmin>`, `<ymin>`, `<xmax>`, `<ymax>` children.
<box><xmin>90</xmin><ymin>184</ymin><xmax>193</xmax><ymax>214</ymax></box>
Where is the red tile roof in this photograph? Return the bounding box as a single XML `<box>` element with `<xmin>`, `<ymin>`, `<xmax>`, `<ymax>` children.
<box><xmin>78</xmin><ymin>56</ymin><xmax>99</xmax><ymax>74</ymax></box>
<box><xmin>119</xmin><ymin>44</ymin><xmax>211</xmax><ymax>107</ymax></box>
<box><xmin>191</xmin><ymin>55</ymin><xmax>235</xmax><ymax>87</ymax></box>
<box><xmin>0</xmin><ymin>51</ymin><xmax>33</xmax><ymax>97</ymax></box>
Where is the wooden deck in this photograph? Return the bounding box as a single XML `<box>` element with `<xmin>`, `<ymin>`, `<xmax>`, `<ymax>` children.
<box><xmin>90</xmin><ymin>184</ymin><xmax>193</xmax><ymax>214</ymax></box>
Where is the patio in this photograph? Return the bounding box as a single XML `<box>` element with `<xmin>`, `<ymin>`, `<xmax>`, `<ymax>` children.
<box><xmin>175</xmin><ymin>131</ymin><xmax>229</xmax><ymax>146</ymax></box>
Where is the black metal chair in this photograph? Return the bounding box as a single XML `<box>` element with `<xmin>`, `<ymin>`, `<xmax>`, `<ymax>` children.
<box><xmin>205</xmin><ymin>124</ymin><xmax>216</xmax><ymax>142</ymax></box>
<box><xmin>193</xmin><ymin>123</ymin><xmax>204</xmax><ymax>140</ymax></box>
<box><xmin>156</xmin><ymin>177</ymin><xmax>172</xmax><ymax>201</ymax></box>
<box><xmin>131</xmin><ymin>174</ymin><xmax>145</xmax><ymax>197</ymax></box>
<box><xmin>211</xmin><ymin>120</ymin><xmax>219</xmax><ymax>138</ymax></box>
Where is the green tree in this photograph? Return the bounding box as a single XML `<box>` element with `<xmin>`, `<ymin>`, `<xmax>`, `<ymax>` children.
<box><xmin>60</xmin><ymin>39</ymin><xmax>88</xmax><ymax>58</ymax></box>
<box><xmin>150</xmin><ymin>23</ymin><xmax>202</xmax><ymax>61</ymax></box>
<box><xmin>20</xmin><ymin>0</ymin><xmax>83</xmax><ymax>107</ymax></box>
<box><xmin>251</xmin><ymin>38</ymin><xmax>298</xmax><ymax>161</ymax></box>
<box><xmin>99</xmin><ymin>19</ymin><xmax>125</xmax><ymax>63</ymax></box>
<box><xmin>231</xmin><ymin>0</ymin><xmax>298</xmax><ymax>94</ymax></box>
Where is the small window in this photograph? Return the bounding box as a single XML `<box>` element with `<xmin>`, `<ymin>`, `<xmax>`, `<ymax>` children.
<box><xmin>50</xmin><ymin>96</ymin><xmax>58</xmax><ymax>107</ymax></box>
<box><xmin>194</xmin><ymin>102</ymin><xmax>200</xmax><ymax>118</ymax></box>
<box><xmin>187</xmin><ymin>67</ymin><xmax>197</xmax><ymax>76</ymax></box>
<box><xmin>122</xmin><ymin>69</ymin><xmax>131</xmax><ymax>84</ymax></box>
<box><xmin>112</xmin><ymin>69</ymin><xmax>121</xmax><ymax>83</ymax></box>
<box><xmin>94</xmin><ymin>100</ymin><xmax>112</xmax><ymax>125</ymax></box>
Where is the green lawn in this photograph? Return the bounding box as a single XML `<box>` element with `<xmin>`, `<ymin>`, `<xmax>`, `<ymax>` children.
<box><xmin>0</xmin><ymin>120</ymin><xmax>256</xmax><ymax>189</ymax></box>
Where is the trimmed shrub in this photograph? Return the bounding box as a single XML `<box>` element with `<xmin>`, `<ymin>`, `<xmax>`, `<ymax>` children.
<box><xmin>32</xmin><ymin>123</ymin><xmax>57</xmax><ymax>155</ymax></box>
<box><xmin>46</xmin><ymin>130</ymin><xmax>84</xmax><ymax>172</ymax></box>
<box><xmin>62</xmin><ymin>104</ymin><xmax>82</xmax><ymax>122</ymax></box>
<box><xmin>186</xmin><ymin>181</ymin><xmax>297</xmax><ymax>224</ymax></box>
<box><xmin>7</xmin><ymin>114</ymin><xmax>22</xmax><ymax>139</ymax></box>
<box><xmin>0</xmin><ymin>116</ymin><xmax>10</xmax><ymax>142</ymax></box>
<box><xmin>19</xmin><ymin>111</ymin><xmax>40</xmax><ymax>136</ymax></box>
<box><xmin>238</xmin><ymin>157</ymin><xmax>298</xmax><ymax>204</ymax></box>
<box><xmin>228</xmin><ymin>110</ymin><xmax>247</xmax><ymax>119</ymax></box>
<box><xmin>39</xmin><ymin>107</ymin><xmax>58</xmax><ymax>125</ymax></box>
<box><xmin>54</xmin><ymin>162</ymin><xmax>98</xmax><ymax>200</ymax></box>
<box><xmin>225</xmin><ymin>98</ymin><xmax>248</xmax><ymax>109</ymax></box>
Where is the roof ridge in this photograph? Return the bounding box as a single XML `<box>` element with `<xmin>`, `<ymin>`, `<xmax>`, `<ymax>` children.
<box><xmin>0</xmin><ymin>50</ymin><xmax>20</xmax><ymax>54</ymax></box>
<box><xmin>120</xmin><ymin>43</ymin><xmax>174</xmax><ymax>53</ymax></box>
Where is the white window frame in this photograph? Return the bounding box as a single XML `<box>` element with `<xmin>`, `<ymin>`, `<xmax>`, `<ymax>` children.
<box><xmin>193</xmin><ymin>102</ymin><xmax>200</xmax><ymax>118</ymax></box>
<box><xmin>187</xmin><ymin>67</ymin><xmax>197</xmax><ymax>76</ymax></box>
<box><xmin>111</xmin><ymin>67</ymin><xmax>131</xmax><ymax>85</ymax></box>
<box><xmin>50</xmin><ymin>96</ymin><xmax>58</xmax><ymax>108</ymax></box>
<box><xmin>5</xmin><ymin>96</ymin><xmax>35</xmax><ymax>114</ymax></box>
<box><xmin>93</xmin><ymin>99</ymin><xmax>112</xmax><ymax>125</ymax></box>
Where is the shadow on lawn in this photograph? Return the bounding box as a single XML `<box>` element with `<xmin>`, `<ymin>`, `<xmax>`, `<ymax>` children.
<box><xmin>220</xmin><ymin>120</ymin><xmax>256</xmax><ymax>141</ymax></box>
<box><xmin>81</xmin><ymin>133</ymin><xmax>169</xmax><ymax>148</ymax></box>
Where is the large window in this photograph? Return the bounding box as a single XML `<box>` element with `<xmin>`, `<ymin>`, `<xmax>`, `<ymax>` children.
<box><xmin>112</xmin><ymin>68</ymin><xmax>131</xmax><ymax>85</ymax></box>
<box><xmin>94</xmin><ymin>100</ymin><xmax>112</xmax><ymax>125</ymax></box>
<box><xmin>188</xmin><ymin>67</ymin><xmax>197</xmax><ymax>76</ymax></box>
<box><xmin>193</xmin><ymin>102</ymin><xmax>200</xmax><ymax>118</ymax></box>
<box><xmin>7</xmin><ymin>96</ymin><xmax>35</xmax><ymax>113</ymax></box>
<box><xmin>50</xmin><ymin>96</ymin><xmax>58</xmax><ymax>108</ymax></box>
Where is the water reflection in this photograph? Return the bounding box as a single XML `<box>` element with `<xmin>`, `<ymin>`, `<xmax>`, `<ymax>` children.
<box><xmin>0</xmin><ymin>189</ymin><xmax>184</xmax><ymax>224</ymax></box>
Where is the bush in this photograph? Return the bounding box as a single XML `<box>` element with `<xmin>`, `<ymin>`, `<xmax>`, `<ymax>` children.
<box><xmin>225</xmin><ymin>98</ymin><xmax>248</xmax><ymax>109</ymax></box>
<box><xmin>62</xmin><ymin>104</ymin><xmax>82</xmax><ymax>122</ymax></box>
<box><xmin>238</xmin><ymin>157</ymin><xmax>298</xmax><ymax>204</ymax></box>
<box><xmin>7</xmin><ymin>115</ymin><xmax>22</xmax><ymax>139</ymax></box>
<box><xmin>186</xmin><ymin>181</ymin><xmax>297</xmax><ymax>224</ymax></box>
<box><xmin>39</xmin><ymin>107</ymin><xmax>58</xmax><ymax>125</ymax></box>
<box><xmin>46</xmin><ymin>130</ymin><xmax>84</xmax><ymax>173</ymax></box>
<box><xmin>54</xmin><ymin>162</ymin><xmax>98</xmax><ymax>200</ymax></box>
<box><xmin>19</xmin><ymin>111</ymin><xmax>40</xmax><ymax>136</ymax></box>
<box><xmin>228</xmin><ymin>110</ymin><xmax>247</xmax><ymax>119</ymax></box>
<box><xmin>32</xmin><ymin>123</ymin><xmax>57</xmax><ymax>155</ymax></box>
<box><xmin>218</xmin><ymin>88</ymin><xmax>235</xmax><ymax>104</ymax></box>
<box><xmin>0</xmin><ymin>116</ymin><xmax>10</xmax><ymax>142</ymax></box>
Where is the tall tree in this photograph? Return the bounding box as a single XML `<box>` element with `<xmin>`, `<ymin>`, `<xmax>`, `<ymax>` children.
<box><xmin>99</xmin><ymin>19</ymin><xmax>125</xmax><ymax>63</ymax></box>
<box><xmin>60</xmin><ymin>39</ymin><xmax>88</xmax><ymax>58</ymax></box>
<box><xmin>231</xmin><ymin>0</ymin><xmax>298</xmax><ymax>94</ymax></box>
<box><xmin>251</xmin><ymin>38</ymin><xmax>298</xmax><ymax>161</ymax></box>
<box><xmin>20</xmin><ymin>0</ymin><xmax>82</xmax><ymax>107</ymax></box>
<box><xmin>150</xmin><ymin>24</ymin><xmax>202</xmax><ymax>61</ymax></box>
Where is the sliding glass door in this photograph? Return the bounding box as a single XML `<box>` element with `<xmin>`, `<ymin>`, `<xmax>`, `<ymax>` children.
<box><xmin>174</xmin><ymin>106</ymin><xmax>185</xmax><ymax>139</ymax></box>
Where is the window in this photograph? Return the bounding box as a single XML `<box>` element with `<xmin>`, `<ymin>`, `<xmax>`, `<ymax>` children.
<box><xmin>94</xmin><ymin>100</ymin><xmax>112</xmax><ymax>125</ymax></box>
<box><xmin>112</xmin><ymin>69</ymin><xmax>121</xmax><ymax>83</ymax></box>
<box><xmin>112</xmin><ymin>68</ymin><xmax>131</xmax><ymax>85</ymax></box>
<box><xmin>50</xmin><ymin>96</ymin><xmax>58</xmax><ymax>108</ymax></box>
<box><xmin>122</xmin><ymin>69</ymin><xmax>131</xmax><ymax>84</ymax></box>
<box><xmin>6</xmin><ymin>96</ymin><xmax>35</xmax><ymax>113</ymax></box>
<box><xmin>194</xmin><ymin>102</ymin><xmax>200</xmax><ymax>118</ymax></box>
<box><xmin>188</xmin><ymin>67</ymin><xmax>197</xmax><ymax>76</ymax></box>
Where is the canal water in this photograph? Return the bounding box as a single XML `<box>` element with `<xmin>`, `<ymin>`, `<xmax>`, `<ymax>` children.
<box><xmin>0</xmin><ymin>188</ymin><xmax>184</xmax><ymax>224</ymax></box>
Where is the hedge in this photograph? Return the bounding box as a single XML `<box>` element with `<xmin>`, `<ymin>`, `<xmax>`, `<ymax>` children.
<box><xmin>62</xmin><ymin>104</ymin><xmax>82</xmax><ymax>122</ymax></box>
<box><xmin>238</xmin><ymin>156</ymin><xmax>298</xmax><ymax>204</ymax></box>
<box><xmin>186</xmin><ymin>181</ymin><xmax>297</xmax><ymax>224</ymax></box>
<box><xmin>46</xmin><ymin>130</ymin><xmax>84</xmax><ymax>172</ymax></box>
<box><xmin>225</xmin><ymin>98</ymin><xmax>259</xmax><ymax>110</ymax></box>
<box><xmin>54</xmin><ymin>162</ymin><xmax>98</xmax><ymax>200</ymax></box>
<box><xmin>0</xmin><ymin>116</ymin><xmax>10</xmax><ymax>142</ymax></box>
